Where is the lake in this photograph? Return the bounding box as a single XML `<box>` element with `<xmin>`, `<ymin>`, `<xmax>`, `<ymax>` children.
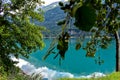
<box><xmin>20</xmin><ymin>38</ymin><xmax>116</xmax><ymax>79</ymax></box>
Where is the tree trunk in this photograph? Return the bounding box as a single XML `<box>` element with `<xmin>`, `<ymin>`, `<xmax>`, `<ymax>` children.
<box><xmin>114</xmin><ymin>31</ymin><xmax>120</xmax><ymax>71</ymax></box>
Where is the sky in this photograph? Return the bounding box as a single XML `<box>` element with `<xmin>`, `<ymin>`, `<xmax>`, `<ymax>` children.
<box><xmin>42</xmin><ymin>0</ymin><xmax>68</xmax><ymax>6</ymax></box>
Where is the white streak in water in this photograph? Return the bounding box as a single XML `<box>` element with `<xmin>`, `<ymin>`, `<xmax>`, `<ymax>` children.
<box><xmin>11</xmin><ymin>57</ymin><xmax>105</xmax><ymax>80</ymax></box>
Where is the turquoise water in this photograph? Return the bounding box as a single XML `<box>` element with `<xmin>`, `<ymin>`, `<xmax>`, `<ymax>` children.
<box><xmin>24</xmin><ymin>38</ymin><xmax>116</xmax><ymax>76</ymax></box>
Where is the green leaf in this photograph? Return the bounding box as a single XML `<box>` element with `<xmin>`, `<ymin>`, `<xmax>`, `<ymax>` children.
<box><xmin>70</xmin><ymin>2</ymin><xmax>83</xmax><ymax>17</ymax></box>
<box><xmin>86</xmin><ymin>52</ymin><xmax>95</xmax><ymax>57</ymax></box>
<box><xmin>59</xmin><ymin>2</ymin><xmax>64</xmax><ymax>6</ymax></box>
<box><xmin>116</xmin><ymin>0</ymin><xmax>120</xmax><ymax>3</ymax></box>
<box><xmin>57</xmin><ymin>20</ymin><xmax>66</xmax><ymax>26</ymax></box>
<box><xmin>75</xmin><ymin>43</ymin><xmax>81</xmax><ymax>50</ymax></box>
<box><xmin>100</xmin><ymin>44</ymin><xmax>108</xmax><ymax>49</ymax></box>
<box><xmin>74</xmin><ymin>4</ymin><xmax>96</xmax><ymax>31</ymax></box>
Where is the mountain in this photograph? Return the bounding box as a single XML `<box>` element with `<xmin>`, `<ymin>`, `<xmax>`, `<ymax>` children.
<box><xmin>41</xmin><ymin>0</ymin><xmax>68</xmax><ymax>11</ymax></box>
<box><xmin>42</xmin><ymin>2</ymin><xmax>59</xmax><ymax>12</ymax></box>
<box><xmin>42</xmin><ymin>0</ymin><xmax>68</xmax><ymax>6</ymax></box>
<box><xmin>35</xmin><ymin>2</ymin><xmax>66</xmax><ymax>37</ymax></box>
<box><xmin>35</xmin><ymin>2</ymin><xmax>90</xmax><ymax>37</ymax></box>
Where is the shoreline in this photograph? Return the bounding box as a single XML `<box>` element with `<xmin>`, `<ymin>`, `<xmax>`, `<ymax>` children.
<box><xmin>11</xmin><ymin>57</ymin><xmax>106</xmax><ymax>80</ymax></box>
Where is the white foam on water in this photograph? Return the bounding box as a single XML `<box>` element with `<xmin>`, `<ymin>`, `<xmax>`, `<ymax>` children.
<box><xmin>11</xmin><ymin>57</ymin><xmax>36</xmax><ymax>75</ymax></box>
<box><xmin>79</xmin><ymin>72</ymin><xmax>106</xmax><ymax>78</ymax></box>
<box><xmin>11</xmin><ymin>57</ymin><xmax>105</xmax><ymax>80</ymax></box>
<box><xmin>34</xmin><ymin>67</ymin><xmax>74</xmax><ymax>80</ymax></box>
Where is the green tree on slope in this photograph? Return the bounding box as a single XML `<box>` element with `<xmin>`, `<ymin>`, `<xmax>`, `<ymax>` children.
<box><xmin>0</xmin><ymin>0</ymin><xmax>45</xmax><ymax>72</ymax></box>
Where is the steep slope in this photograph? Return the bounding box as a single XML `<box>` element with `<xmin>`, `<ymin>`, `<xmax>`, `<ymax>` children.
<box><xmin>35</xmin><ymin>2</ymin><xmax>66</xmax><ymax>37</ymax></box>
<box><xmin>35</xmin><ymin>2</ymin><xmax>88</xmax><ymax>37</ymax></box>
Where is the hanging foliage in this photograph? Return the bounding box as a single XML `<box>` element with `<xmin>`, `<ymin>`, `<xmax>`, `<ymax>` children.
<box><xmin>43</xmin><ymin>11</ymin><xmax>71</xmax><ymax>64</ymax></box>
<box><xmin>44</xmin><ymin>0</ymin><xmax>120</xmax><ymax>67</ymax></box>
<box><xmin>43</xmin><ymin>32</ymin><xmax>70</xmax><ymax>65</ymax></box>
<box><xmin>74</xmin><ymin>4</ymin><xmax>96</xmax><ymax>31</ymax></box>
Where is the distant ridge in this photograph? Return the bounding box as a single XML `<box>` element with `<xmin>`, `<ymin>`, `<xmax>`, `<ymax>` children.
<box><xmin>42</xmin><ymin>2</ymin><xmax>59</xmax><ymax>12</ymax></box>
<box><xmin>35</xmin><ymin>1</ymin><xmax>91</xmax><ymax>37</ymax></box>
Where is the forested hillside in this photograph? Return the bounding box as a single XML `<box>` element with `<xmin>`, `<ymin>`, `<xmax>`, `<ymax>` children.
<box><xmin>35</xmin><ymin>2</ymin><xmax>87</xmax><ymax>37</ymax></box>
